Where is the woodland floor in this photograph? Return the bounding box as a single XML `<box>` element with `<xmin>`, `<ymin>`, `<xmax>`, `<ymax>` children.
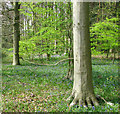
<box><xmin>2</xmin><ymin>57</ymin><xmax>119</xmax><ymax>112</ymax></box>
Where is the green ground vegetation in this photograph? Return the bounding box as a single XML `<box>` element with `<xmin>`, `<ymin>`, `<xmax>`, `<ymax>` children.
<box><xmin>2</xmin><ymin>57</ymin><xmax>119</xmax><ymax>112</ymax></box>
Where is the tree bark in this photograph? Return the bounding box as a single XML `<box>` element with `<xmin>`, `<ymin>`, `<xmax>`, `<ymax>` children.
<box><xmin>67</xmin><ymin>2</ymin><xmax>99</xmax><ymax>107</ymax></box>
<box><xmin>66</xmin><ymin>31</ymin><xmax>74</xmax><ymax>80</ymax></box>
<box><xmin>66</xmin><ymin>2</ymin><xmax>74</xmax><ymax>80</ymax></box>
<box><xmin>13</xmin><ymin>2</ymin><xmax>20</xmax><ymax>65</ymax></box>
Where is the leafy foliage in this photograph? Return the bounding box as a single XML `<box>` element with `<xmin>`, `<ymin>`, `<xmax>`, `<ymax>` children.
<box><xmin>18</xmin><ymin>2</ymin><xmax>72</xmax><ymax>60</ymax></box>
<box><xmin>90</xmin><ymin>17</ymin><xmax>119</xmax><ymax>55</ymax></box>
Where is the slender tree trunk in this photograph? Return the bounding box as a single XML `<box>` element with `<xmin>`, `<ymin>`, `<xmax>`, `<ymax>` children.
<box><xmin>106</xmin><ymin>49</ymin><xmax>109</xmax><ymax>58</ymax></box>
<box><xmin>33</xmin><ymin>3</ymin><xmax>37</xmax><ymax>35</ymax></box>
<box><xmin>112</xmin><ymin>49</ymin><xmax>116</xmax><ymax>64</ymax></box>
<box><xmin>67</xmin><ymin>2</ymin><xmax>99</xmax><ymax>107</ymax></box>
<box><xmin>66</xmin><ymin>2</ymin><xmax>74</xmax><ymax>80</ymax></box>
<box><xmin>13</xmin><ymin>2</ymin><xmax>20</xmax><ymax>65</ymax></box>
<box><xmin>113</xmin><ymin>52</ymin><xmax>115</xmax><ymax>64</ymax></box>
<box><xmin>66</xmin><ymin>47</ymin><xmax>74</xmax><ymax>80</ymax></box>
<box><xmin>66</xmin><ymin>29</ymin><xmax>74</xmax><ymax>80</ymax></box>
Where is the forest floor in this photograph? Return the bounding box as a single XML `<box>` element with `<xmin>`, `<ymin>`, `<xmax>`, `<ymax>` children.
<box><xmin>2</xmin><ymin>57</ymin><xmax>119</xmax><ymax>112</ymax></box>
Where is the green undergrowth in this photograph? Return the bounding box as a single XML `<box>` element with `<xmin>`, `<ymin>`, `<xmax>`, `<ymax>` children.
<box><xmin>2</xmin><ymin>57</ymin><xmax>119</xmax><ymax>112</ymax></box>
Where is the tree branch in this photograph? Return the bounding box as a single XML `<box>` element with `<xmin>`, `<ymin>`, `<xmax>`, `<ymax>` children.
<box><xmin>22</xmin><ymin>58</ymin><xmax>74</xmax><ymax>66</ymax></box>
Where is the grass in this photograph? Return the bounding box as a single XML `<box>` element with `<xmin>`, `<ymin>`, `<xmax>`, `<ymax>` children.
<box><xmin>2</xmin><ymin>57</ymin><xmax>119</xmax><ymax>112</ymax></box>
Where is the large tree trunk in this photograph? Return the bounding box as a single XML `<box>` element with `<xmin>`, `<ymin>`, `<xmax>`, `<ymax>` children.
<box><xmin>13</xmin><ymin>2</ymin><xmax>20</xmax><ymax>65</ymax></box>
<box><xmin>67</xmin><ymin>2</ymin><xmax>99</xmax><ymax>107</ymax></box>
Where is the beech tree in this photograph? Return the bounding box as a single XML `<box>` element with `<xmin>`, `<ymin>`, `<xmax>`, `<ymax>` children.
<box><xmin>13</xmin><ymin>2</ymin><xmax>20</xmax><ymax>65</ymax></box>
<box><xmin>67</xmin><ymin>2</ymin><xmax>99</xmax><ymax>107</ymax></box>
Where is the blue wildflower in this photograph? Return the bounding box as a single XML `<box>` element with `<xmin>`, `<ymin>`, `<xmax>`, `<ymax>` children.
<box><xmin>92</xmin><ymin>106</ymin><xmax>95</xmax><ymax>110</ymax></box>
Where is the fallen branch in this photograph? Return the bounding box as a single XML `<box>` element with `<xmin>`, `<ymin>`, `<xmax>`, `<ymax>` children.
<box><xmin>21</xmin><ymin>58</ymin><xmax>74</xmax><ymax>66</ymax></box>
<box><xmin>96</xmin><ymin>95</ymin><xmax>114</xmax><ymax>106</ymax></box>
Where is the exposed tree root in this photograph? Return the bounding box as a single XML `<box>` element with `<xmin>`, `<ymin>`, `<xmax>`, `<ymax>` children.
<box><xmin>66</xmin><ymin>91</ymin><xmax>99</xmax><ymax>110</ymax></box>
<box><xmin>67</xmin><ymin>93</ymin><xmax>114</xmax><ymax>111</ymax></box>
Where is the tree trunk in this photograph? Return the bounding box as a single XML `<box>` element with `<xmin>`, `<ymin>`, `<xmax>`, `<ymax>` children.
<box><xmin>112</xmin><ymin>50</ymin><xmax>116</xmax><ymax>64</ymax></box>
<box><xmin>66</xmin><ymin>2</ymin><xmax>74</xmax><ymax>80</ymax></box>
<box><xmin>13</xmin><ymin>2</ymin><xmax>20</xmax><ymax>65</ymax></box>
<box><xmin>66</xmin><ymin>31</ymin><xmax>74</xmax><ymax>80</ymax></box>
<box><xmin>67</xmin><ymin>2</ymin><xmax>99</xmax><ymax>107</ymax></box>
<box><xmin>106</xmin><ymin>49</ymin><xmax>109</xmax><ymax>58</ymax></box>
<box><xmin>66</xmin><ymin>52</ymin><xmax>74</xmax><ymax>80</ymax></box>
<box><xmin>47</xmin><ymin>53</ymin><xmax>51</xmax><ymax>61</ymax></box>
